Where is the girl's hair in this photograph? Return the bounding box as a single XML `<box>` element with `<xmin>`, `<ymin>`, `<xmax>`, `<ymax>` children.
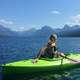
<box><xmin>50</xmin><ymin>34</ymin><xmax>57</xmax><ymax>40</ymax></box>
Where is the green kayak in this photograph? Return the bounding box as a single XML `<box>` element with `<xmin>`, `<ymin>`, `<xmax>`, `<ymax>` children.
<box><xmin>2</xmin><ymin>53</ymin><xmax>80</xmax><ymax>74</ymax></box>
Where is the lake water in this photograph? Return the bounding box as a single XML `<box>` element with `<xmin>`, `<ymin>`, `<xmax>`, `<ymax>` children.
<box><xmin>0</xmin><ymin>37</ymin><xmax>80</xmax><ymax>80</ymax></box>
<box><xmin>0</xmin><ymin>37</ymin><xmax>80</xmax><ymax>64</ymax></box>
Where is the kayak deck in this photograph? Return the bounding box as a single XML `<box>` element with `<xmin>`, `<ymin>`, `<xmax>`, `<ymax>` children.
<box><xmin>2</xmin><ymin>53</ymin><xmax>80</xmax><ymax>74</ymax></box>
<box><xmin>3</xmin><ymin>58</ymin><xmax>69</xmax><ymax>67</ymax></box>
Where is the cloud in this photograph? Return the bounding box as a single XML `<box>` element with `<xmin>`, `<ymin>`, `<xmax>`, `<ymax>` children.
<box><xmin>51</xmin><ymin>10</ymin><xmax>61</xmax><ymax>14</ymax></box>
<box><xmin>18</xmin><ymin>26</ymin><xmax>25</xmax><ymax>31</ymax></box>
<box><xmin>65</xmin><ymin>14</ymin><xmax>80</xmax><ymax>26</ymax></box>
<box><xmin>70</xmin><ymin>14</ymin><xmax>80</xmax><ymax>23</ymax></box>
<box><xmin>0</xmin><ymin>19</ymin><xmax>13</xmax><ymax>25</ymax></box>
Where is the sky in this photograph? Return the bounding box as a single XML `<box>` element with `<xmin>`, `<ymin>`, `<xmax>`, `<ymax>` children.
<box><xmin>0</xmin><ymin>0</ymin><xmax>80</xmax><ymax>31</ymax></box>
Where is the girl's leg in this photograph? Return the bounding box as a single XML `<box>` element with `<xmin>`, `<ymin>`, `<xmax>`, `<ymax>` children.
<box><xmin>37</xmin><ymin>47</ymin><xmax>46</xmax><ymax>58</ymax></box>
<box><xmin>60</xmin><ymin>52</ymin><xmax>66</xmax><ymax>58</ymax></box>
<box><xmin>54</xmin><ymin>51</ymin><xmax>65</xmax><ymax>58</ymax></box>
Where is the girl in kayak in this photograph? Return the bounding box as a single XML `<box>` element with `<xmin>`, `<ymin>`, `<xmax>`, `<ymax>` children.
<box><xmin>33</xmin><ymin>33</ymin><xmax>66</xmax><ymax>63</ymax></box>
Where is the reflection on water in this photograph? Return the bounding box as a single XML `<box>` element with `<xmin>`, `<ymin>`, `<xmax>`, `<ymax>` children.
<box><xmin>29</xmin><ymin>68</ymin><xmax>80</xmax><ymax>80</ymax></box>
<box><xmin>2</xmin><ymin>68</ymin><xmax>80</xmax><ymax>80</ymax></box>
<box><xmin>70</xmin><ymin>68</ymin><xmax>80</xmax><ymax>80</ymax></box>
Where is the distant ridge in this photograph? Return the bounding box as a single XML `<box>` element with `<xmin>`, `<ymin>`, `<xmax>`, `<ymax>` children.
<box><xmin>0</xmin><ymin>25</ymin><xmax>18</xmax><ymax>37</ymax></box>
<box><xmin>0</xmin><ymin>24</ymin><xmax>80</xmax><ymax>37</ymax></box>
<box><xmin>57</xmin><ymin>24</ymin><xmax>80</xmax><ymax>37</ymax></box>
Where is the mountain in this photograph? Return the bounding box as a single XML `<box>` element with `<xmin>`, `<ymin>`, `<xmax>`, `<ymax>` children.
<box><xmin>28</xmin><ymin>25</ymin><xmax>80</xmax><ymax>37</ymax></box>
<box><xmin>32</xmin><ymin>25</ymin><xmax>54</xmax><ymax>38</ymax></box>
<box><xmin>17</xmin><ymin>25</ymin><xmax>55</xmax><ymax>38</ymax></box>
<box><xmin>0</xmin><ymin>25</ymin><xmax>18</xmax><ymax>37</ymax></box>
<box><xmin>18</xmin><ymin>28</ymin><xmax>36</xmax><ymax>37</ymax></box>
<box><xmin>58</xmin><ymin>24</ymin><xmax>80</xmax><ymax>37</ymax></box>
<box><xmin>0</xmin><ymin>24</ymin><xmax>80</xmax><ymax>37</ymax></box>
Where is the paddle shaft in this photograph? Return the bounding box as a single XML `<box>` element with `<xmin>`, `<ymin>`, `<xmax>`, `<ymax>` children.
<box><xmin>60</xmin><ymin>54</ymin><xmax>78</xmax><ymax>62</ymax></box>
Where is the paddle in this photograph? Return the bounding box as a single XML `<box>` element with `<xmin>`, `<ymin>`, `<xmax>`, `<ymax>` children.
<box><xmin>60</xmin><ymin>54</ymin><xmax>80</xmax><ymax>63</ymax></box>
